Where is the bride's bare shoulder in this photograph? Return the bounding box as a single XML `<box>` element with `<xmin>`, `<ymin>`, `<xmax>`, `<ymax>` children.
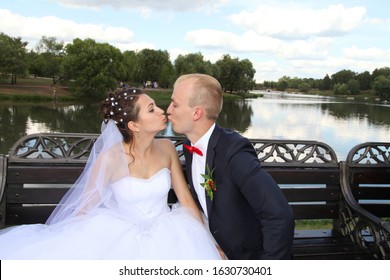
<box><xmin>97</xmin><ymin>142</ymin><xmax>125</xmax><ymax>162</ymax></box>
<box><xmin>154</xmin><ymin>138</ymin><xmax>175</xmax><ymax>151</ymax></box>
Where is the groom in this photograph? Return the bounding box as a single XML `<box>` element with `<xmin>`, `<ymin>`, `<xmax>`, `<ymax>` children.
<box><xmin>167</xmin><ymin>73</ymin><xmax>295</xmax><ymax>260</ymax></box>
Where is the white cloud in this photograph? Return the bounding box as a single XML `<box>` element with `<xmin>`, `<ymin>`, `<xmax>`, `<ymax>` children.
<box><xmin>276</xmin><ymin>37</ymin><xmax>333</xmax><ymax>59</ymax></box>
<box><xmin>56</xmin><ymin>0</ymin><xmax>226</xmax><ymax>12</ymax></box>
<box><xmin>289</xmin><ymin>54</ymin><xmax>390</xmax><ymax>78</ymax></box>
<box><xmin>115</xmin><ymin>42</ymin><xmax>155</xmax><ymax>53</ymax></box>
<box><xmin>0</xmin><ymin>9</ymin><xmax>134</xmax><ymax>47</ymax></box>
<box><xmin>186</xmin><ymin>29</ymin><xmax>282</xmax><ymax>53</ymax></box>
<box><xmin>186</xmin><ymin>29</ymin><xmax>333</xmax><ymax>60</ymax></box>
<box><xmin>253</xmin><ymin>60</ymin><xmax>284</xmax><ymax>82</ymax></box>
<box><xmin>203</xmin><ymin>52</ymin><xmax>226</xmax><ymax>63</ymax></box>
<box><xmin>167</xmin><ymin>48</ymin><xmax>189</xmax><ymax>62</ymax></box>
<box><xmin>365</xmin><ymin>17</ymin><xmax>390</xmax><ymax>25</ymax></box>
<box><xmin>342</xmin><ymin>45</ymin><xmax>386</xmax><ymax>60</ymax></box>
<box><xmin>228</xmin><ymin>4</ymin><xmax>366</xmax><ymax>39</ymax></box>
<box><xmin>255</xmin><ymin>60</ymin><xmax>281</xmax><ymax>73</ymax></box>
<box><xmin>2</xmin><ymin>0</ymin><xmax>389</xmax><ymax>83</ymax></box>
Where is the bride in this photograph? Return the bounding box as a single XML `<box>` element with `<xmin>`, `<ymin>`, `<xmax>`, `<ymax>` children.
<box><xmin>0</xmin><ymin>87</ymin><xmax>222</xmax><ymax>260</ymax></box>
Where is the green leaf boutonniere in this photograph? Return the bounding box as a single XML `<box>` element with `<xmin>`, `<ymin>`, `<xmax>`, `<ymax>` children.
<box><xmin>201</xmin><ymin>165</ymin><xmax>217</xmax><ymax>200</ymax></box>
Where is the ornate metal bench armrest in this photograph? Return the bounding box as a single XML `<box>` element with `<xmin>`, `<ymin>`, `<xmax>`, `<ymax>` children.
<box><xmin>0</xmin><ymin>155</ymin><xmax>7</xmax><ymax>228</ymax></box>
<box><xmin>339</xmin><ymin>161</ymin><xmax>390</xmax><ymax>260</ymax></box>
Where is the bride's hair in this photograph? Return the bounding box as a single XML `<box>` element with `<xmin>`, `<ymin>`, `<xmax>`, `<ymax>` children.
<box><xmin>100</xmin><ymin>87</ymin><xmax>144</xmax><ymax>143</ymax></box>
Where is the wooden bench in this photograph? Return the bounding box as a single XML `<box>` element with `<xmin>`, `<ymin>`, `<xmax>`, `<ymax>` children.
<box><xmin>1</xmin><ymin>133</ymin><xmax>389</xmax><ymax>259</ymax></box>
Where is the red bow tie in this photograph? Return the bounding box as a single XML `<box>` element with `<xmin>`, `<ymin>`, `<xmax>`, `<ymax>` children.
<box><xmin>183</xmin><ymin>144</ymin><xmax>203</xmax><ymax>156</ymax></box>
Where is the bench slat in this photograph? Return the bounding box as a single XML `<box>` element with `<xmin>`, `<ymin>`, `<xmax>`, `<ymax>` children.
<box><xmin>7</xmin><ymin>188</ymin><xmax>69</xmax><ymax>204</ymax></box>
<box><xmin>267</xmin><ymin>169</ymin><xmax>339</xmax><ymax>184</ymax></box>
<box><xmin>282</xmin><ymin>187</ymin><xmax>340</xmax><ymax>202</ymax></box>
<box><xmin>6</xmin><ymin>206</ymin><xmax>54</xmax><ymax>225</ymax></box>
<box><xmin>358</xmin><ymin>204</ymin><xmax>390</xmax><ymax>218</ymax></box>
<box><xmin>7</xmin><ymin>166</ymin><xmax>83</xmax><ymax>184</ymax></box>
<box><xmin>351</xmin><ymin>170</ymin><xmax>390</xmax><ymax>184</ymax></box>
<box><xmin>291</xmin><ymin>204</ymin><xmax>339</xmax><ymax>220</ymax></box>
<box><xmin>352</xmin><ymin>187</ymin><xmax>390</xmax><ymax>200</ymax></box>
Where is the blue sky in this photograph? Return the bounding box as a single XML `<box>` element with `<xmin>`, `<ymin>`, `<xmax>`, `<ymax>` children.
<box><xmin>1</xmin><ymin>0</ymin><xmax>390</xmax><ymax>82</ymax></box>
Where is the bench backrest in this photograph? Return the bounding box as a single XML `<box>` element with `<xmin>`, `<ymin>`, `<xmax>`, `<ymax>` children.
<box><xmin>344</xmin><ymin>142</ymin><xmax>390</xmax><ymax>219</ymax></box>
<box><xmin>1</xmin><ymin>133</ymin><xmax>340</xmax><ymax>227</ymax></box>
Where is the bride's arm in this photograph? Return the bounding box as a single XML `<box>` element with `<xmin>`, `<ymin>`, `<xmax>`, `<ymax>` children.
<box><xmin>166</xmin><ymin>140</ymin><xmax>227</xmax><ymax>259</ymax></box>
<box><xmin>75</xmin><ymin>149</ymin><xmax>116</xmax><ymax>215</ymax></box>
<box><xmin>166</xmin><ymin>140</ymin><xmax>203</xmax><ymax>222</ymax></box>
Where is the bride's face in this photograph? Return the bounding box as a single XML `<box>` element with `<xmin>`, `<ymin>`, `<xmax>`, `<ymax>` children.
<box><xmin>135</xmin><ymin>94</ymin><xmax>167</xmax><ymax>133</ymax></box>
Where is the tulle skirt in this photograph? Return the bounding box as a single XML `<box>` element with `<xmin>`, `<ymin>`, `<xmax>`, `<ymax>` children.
<box><xmin>0</xmin><ymin>206</ymin><xmax>221</xmax><ymax>260</ymax></box>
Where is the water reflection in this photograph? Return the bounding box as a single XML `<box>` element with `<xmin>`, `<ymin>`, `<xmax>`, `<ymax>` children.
<box><xmin>1</xmin><ymin>93</ymin><xmax>389</xmax><ymax>160</ymax></box>
<box><xmin>240</xmin><ymin>92</ymin><xmax>390</xmax><ymax>160</ymax></box>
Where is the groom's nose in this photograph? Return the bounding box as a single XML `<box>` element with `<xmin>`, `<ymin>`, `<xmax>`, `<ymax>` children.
<box><xmin>167</xmin><ymin>103</ymin><xmax>172</xmax><ymax>114</ymax></box>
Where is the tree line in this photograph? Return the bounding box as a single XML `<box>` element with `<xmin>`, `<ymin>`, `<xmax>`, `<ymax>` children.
<box><xmin>1</xmin><ymin>32</ymin><xmax>389</xmax><ymax>100</ymax></box>
<box><xmin>0</xmin><ymin>33</ymin><xmax>255</xmax><ymax>99</ymax></box>
<box><xmin>262</xmin><ymin>67</ymin><xmax>390</xmax><ymax>100</ymax></box>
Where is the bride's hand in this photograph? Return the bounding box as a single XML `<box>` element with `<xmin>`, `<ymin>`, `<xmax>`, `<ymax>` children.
<box><xmin>216</xmin><ymin>245</ymin><xmax>227</xmax><ymax>260</ymax></box>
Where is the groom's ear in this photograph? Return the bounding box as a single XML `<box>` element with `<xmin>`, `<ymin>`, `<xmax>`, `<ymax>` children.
<box><xmin>193</xmin><ymin>106</ymin><xmax>204</xmax><ymax>121</ymax></box>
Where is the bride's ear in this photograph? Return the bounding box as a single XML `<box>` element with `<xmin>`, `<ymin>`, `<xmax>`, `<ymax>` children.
<box><xmin>127</xmin><ymin>121</ymin><xmax>140</xmax><ymax>132</ymax></box>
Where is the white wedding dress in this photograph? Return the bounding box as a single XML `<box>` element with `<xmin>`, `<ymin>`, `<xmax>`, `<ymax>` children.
<box><xmin>0</xmin><ymin>168</ymin><xmax>221</xmax><ymax>260</ymax></box>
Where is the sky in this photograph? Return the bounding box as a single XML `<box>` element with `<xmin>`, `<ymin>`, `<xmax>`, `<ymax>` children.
<box><xmin>1</xmin><ymin>0</ymin><xmax>390</xmax><ymax>82</ymax></box>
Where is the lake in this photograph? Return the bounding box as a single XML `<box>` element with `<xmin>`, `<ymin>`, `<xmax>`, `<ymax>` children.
<box><xmin>1</xmin><ymin>90</ymin><xmax>389</xmax><ymax>161</ymax></box>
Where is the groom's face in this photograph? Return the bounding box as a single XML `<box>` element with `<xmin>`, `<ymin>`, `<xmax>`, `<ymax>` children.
<box><xmin>167</xmin><ymin>80</ymin><xmax>195</xmax><ymax>135</ymax></box>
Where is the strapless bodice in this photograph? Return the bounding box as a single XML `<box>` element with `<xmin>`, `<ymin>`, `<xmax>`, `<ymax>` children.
<box><xmin>110</xmin><ymin>168</ymin><xmax>171</xmax><ymax>221</ymax></box>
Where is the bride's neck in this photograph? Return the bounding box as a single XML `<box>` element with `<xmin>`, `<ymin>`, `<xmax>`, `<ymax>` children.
<box><xmin>125</xmin><ymin>135</ymin><xmax>154</xmax><ymax>157</ymax></box>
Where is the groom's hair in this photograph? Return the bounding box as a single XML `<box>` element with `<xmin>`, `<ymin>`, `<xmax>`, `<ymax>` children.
<box><xmin>177</xmin><ymin>73</ymin><xmax>223</xmax><ymax>121</ymax></box>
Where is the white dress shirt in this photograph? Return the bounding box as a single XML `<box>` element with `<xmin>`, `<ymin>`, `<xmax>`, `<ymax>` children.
<box><xmin>191</xmin><ymin>123</ymin><xmax>215</xmax><ymax>217</ymax></box>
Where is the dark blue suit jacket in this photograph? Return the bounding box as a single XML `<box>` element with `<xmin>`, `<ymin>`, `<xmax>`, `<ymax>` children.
<box><xmin>184</xmin><ymin>125</ymin><xmax>295</xmax><ymax>259</ymax></box>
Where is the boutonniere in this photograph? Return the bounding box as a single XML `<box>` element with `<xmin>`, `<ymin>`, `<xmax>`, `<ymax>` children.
<box><xmin>201</xmin><ymin>165</ymin><xmax>217</xmax><ymax>200</ymax></box>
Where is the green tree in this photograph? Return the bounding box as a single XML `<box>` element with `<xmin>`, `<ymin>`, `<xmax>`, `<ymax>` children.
<box><xmin>321</xmin><ymin>74</ymin><xmax>331</xmax><ymax>90</ymax></box>
<box><xmin>263</xmin><ymin>80</ymin><xmax>276</xmax><ymax>89</ymax></box>
<box><xmin>288</xmin><ymin>77</ymin><xmax>301</xmax><ymax>89</ymax></box>
<box><xmin>137</xmin><ymin>49</ymin><xmax>172</xmax><ymax>86</ymax></box>
<box><xmin>299</xmin><ymin>82</ymin><xmax>310</xmax><ymax>93</ymax></box>
<box><xmin>372</xmin><ymin>67</ymin><xmax>390</xmax><ymax>82</ymax></box>
<box><xmin>333</xmin><ymin>83</ymin><xmax>350</xmax><ymax>95</ymax></box>
<box><xmin>347</xmin><ymin>79</ymin><xmax>360</xmax><ymax>95</ymax></box>
<box><xmin>120</xmin><ymin>50</ymin><xmax>140</xmax><ymax>86</ymax></box>
<box><xmin>26</xmin><ymin>50</ymin><xmax>42</xmax><ymax>78</ymax></box>
<box><xmin>276</xmin><ymin>77</ymin><xmax>289</xmax><ymax>91</ymax></box>
<box><xmin>0</xmin><ymin>32</ymin><xmax>28</xmax><ymax>84</ymax></box>
<box><xmin>331</xmin><ymin>69</ymin><xmax>356</xmax><ymax>87</ymax></box>
<box><xmin>34</xmin><ymin>36</ymin><xmax>65</xmax><ymax>85</ymax></box>
<box><xmin>158</xmin><ymin>63</ymin><xmax>175</xmax><ymax>88</ymax></box>
<box><xmin>356</xmin><ymin>71</ymin><xmax>371</xmax><ymax>90</ymax></box>
<box><xmin>372</xmin><ymin>75</ymin><xmax>390</xmax><ymax>100</ymax></box>
<box><xmin>215</xmin><ymin>54</ymin><xmax>256</xmax><ymax>93</ymax></box>
<box><xmin>174</xmin><ymin>52</ymin><xmax>210</xmax><ymax>76</ymax></box>
<box><xmin>61</xmin><ymin>38</ymin><xmax>123</xmax><ymax>98</ymax></box>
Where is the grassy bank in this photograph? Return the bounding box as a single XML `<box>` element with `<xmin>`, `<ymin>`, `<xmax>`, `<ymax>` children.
<box><xmin>0</xmin><ymin>77</ymin><xmax>78</xmax><ymax>102</ymax></box>
<box><xmin>307</xmin><ymin>88</ymin><xmax>379</xmax><ymax>102</ymax></box>
<box><xmin>0</xmin><ymin>77</ymin><xmax>251</xmax><ymax>103</ymax></box>
<box><xmin>2</xmin><ymin>77</ymin><xmax>381</xmax><ymax>103</ymax></box>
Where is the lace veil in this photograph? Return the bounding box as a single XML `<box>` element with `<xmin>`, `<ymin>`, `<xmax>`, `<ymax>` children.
<box><xmin>46</xmin><ymin>120</ymin><xmax>129</xmax><ymax>225</ymax></box>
